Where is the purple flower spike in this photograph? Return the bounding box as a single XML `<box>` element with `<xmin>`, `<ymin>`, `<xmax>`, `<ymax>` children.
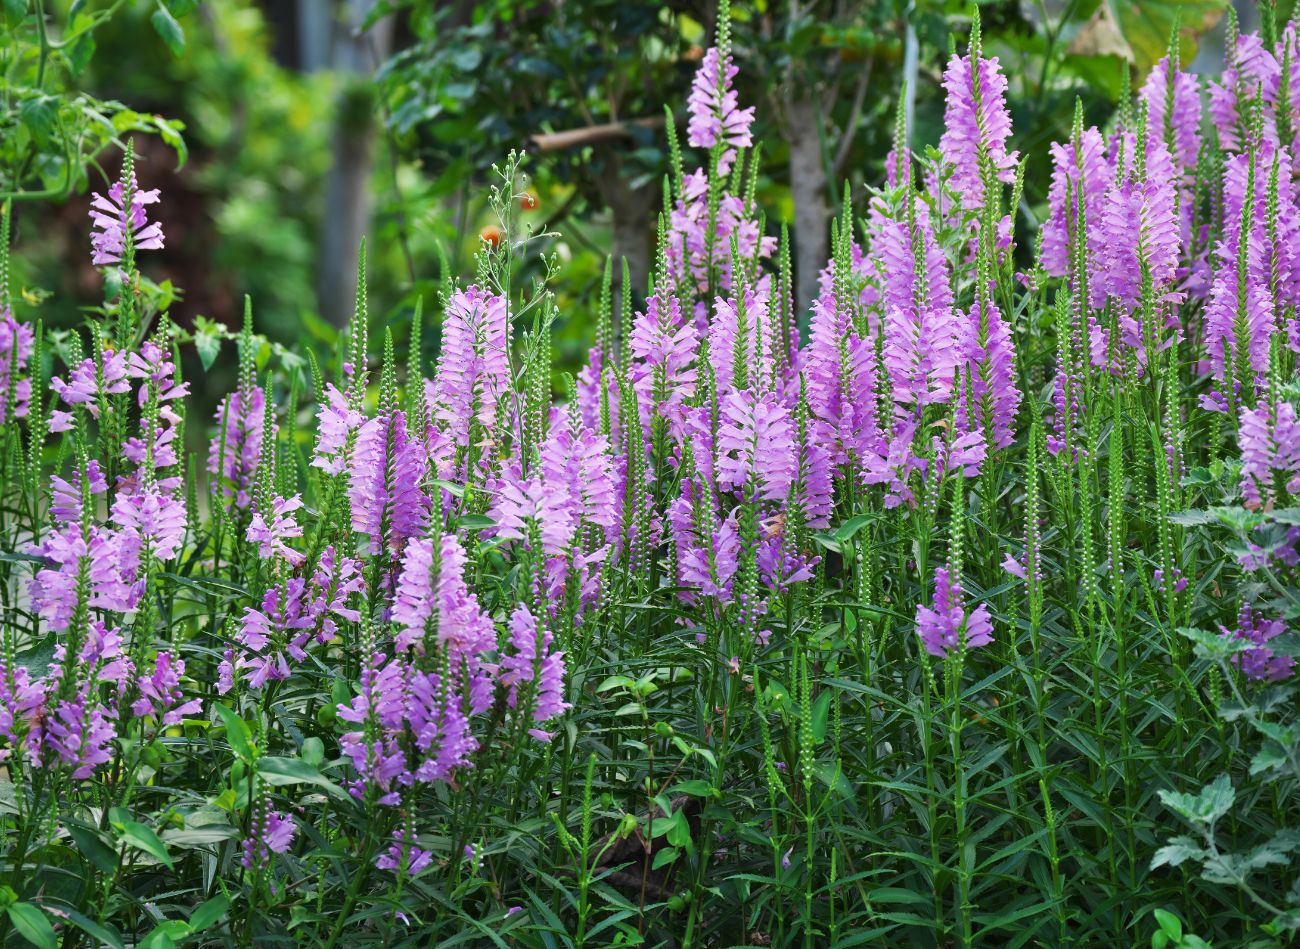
<box><xmin>915</xmin><ymin>566</ymin><xmax>993</xmax><ymax>658</ymax></box>
<box><xmin>500</xmin><ymin>606</ymin><xmax>570</xmax><ymax>741</ymax></box>
<box><xmin>687</xmin><ymin>46</ymin><xmax>755</xmax><ymax>176</ymax></box>
<box><xmin>241</xmin><ymin>807</ymin><xmax>295</xmax><ymax>871</ymax></box>
<box><xmin>939</xmin><ymin>51</ymin><xmax>1019</xmax><ymax>209</ymax></box>
<box><xmin>376</xmin><ymin>828</ymin><xmax>433</xmax><ymax>876</ymax></box>
<box><xmin>89</xmin><ymin>177</ymin><xmax>164</xmax><ymax>267</ymax></box>
<box><xmin>1221</xmin><ymin>605</ymin><xmax>1295</xmax><ymax>682</ymax></box>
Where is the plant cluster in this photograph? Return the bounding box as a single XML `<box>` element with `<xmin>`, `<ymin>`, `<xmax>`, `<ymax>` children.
<box><xmin>1</xmin><ymin>3</ymin><xmax>1299</xmax><ymax>947</ymax></box>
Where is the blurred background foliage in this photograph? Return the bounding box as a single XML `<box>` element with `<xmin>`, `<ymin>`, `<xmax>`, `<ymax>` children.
<box><xmin>1</xmin><ymin>0</ymin><xmax>1261</xmax><ymax>411</ymax></box>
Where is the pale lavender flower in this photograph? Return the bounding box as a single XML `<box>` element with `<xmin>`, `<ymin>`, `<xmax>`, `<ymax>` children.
<box><xmin>629</xmin><ymin>289</ymin><xmax>697</xmax><ymax>435</ymax></box>
<box><xmin>349</xmin><ymin>409</ymin><xmax>429</xmax><ymax>555</ymax></box>
<box><xmin>227</xmin><ymin>582</ymin><xmax>315</xmax><ymax>691</ymax></box>
<box><xmin>407</xmin><ymin>667</ymin><xmax>478</xmax><ymax>779</ymax></box>
<box><xmin>1041</xmin><ymin>127</ymin><xmax>1108</xmax><ymax>280</ymax></box>
<box><xmin>42</xmin><ymin>691</ymin><xmax>117</xmax><ymax>779</ymax></box>
<box><xmin>707</xmin><ymin>282</ymin><xmax>777</xmax><ymax>399</ymax></box>
<box><xmin>337</xmin><ymin>653</ymin><xmax>410</xmax><ymax>804</ymax></box>
<box><xmin>49</xmin><ymin>459</ymin><xmax>107</xmax><ymax>524</ymax></box>
<box><xmin>50</xmin><ymin>349</ymin><xmax>131</xmax><ymax>415</ymax></box>
<box><xmin>0</xmin><ymin>663</ymin><xmax>47</xmax><ymax>765</ymax></box>
<box><xmin>488</xmin><ymin>464</ymin><xmax>576</xmax><ymax>559</ymax></box>
<box><xmin>430</xmin><ymin>286</ymin><xmax>510</xmax><ymax>453</ymax></box>
<box><xmin>392</xmin><ymin>532</ymin><xmax>495</xmax><ymax>713</ymax></box>
<box><xmin>1209</xmin><ymin>33</ymin><xmax>1280</xmax><ymax>153</ymax></box>
<box><xmin>110</xmin><ymin>484</ymin><xmax>187</xmax><ymax>562</ymax></box>
<box><xmin>29</xmin><ymin>525</ymin><xmax>143</xmax><ymax>630</ymax></box>
<box><xmin>964</xmin><ymin>300</ymin><xmax>1020</xmax><ymax>449</ymax></box>
<box><xmin>311</xmin><ymin>383</ymin><xmax>366</xmax><ymax>475</ymax></box>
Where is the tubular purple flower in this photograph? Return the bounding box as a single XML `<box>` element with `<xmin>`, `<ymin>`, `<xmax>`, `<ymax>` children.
<box><xmin>228</xmin><ymin>582</ymin><xmax>316</xmax><ymax>691</ymax></box>
<box><xmin>800</xmin><ymin>289</ymin><xmax>881</xmax><ymax>468</ymax></box>
<box><xmin>376</xmin><ymin>829</ymin><xmax>433</xmax><ymax>876</ymax></box>
<box><xmin>489</xmin><ymin>464</ymin><xmax>576</xmax><ymax>558</ymax></box>
<box><xmin>1209</xmin><ymin>33</ymin><xmax>1280</xmax><ymax>152</ymax></box>
<box><xmin>664</xmin><ymin>172</ymin><xmax>776</xmax><ymax>296</ymax></box>
<box><xmin>132</xmin><ymin>652</ymin><xmax>202</xmax><ymax>725</ymax></box>
<box><xmin>50</xmin><ymin>349</ymin><xmax>131</xmax><ymax>414</ymax></box>
<box><xmin>629</xmin><ymin>288</ymin><xmax>697</xmax><ymax>433</ymax></box>
<box><xmin>687</xmin><ymin>46</ymin><xmax>755</xmax><ymax>176</ymax></box>
<box><xmin>938</xmin><ymin>51</ymin><xmax>1019</xmax><ymax>209</ymax></box>
<box><xmin>1238</xmin><ymin>399</ymin><xmax>1300</xmax><ymax>509</ymax></box>
<box><xmin>757</xmin><ymin>534</ymin><xmax>819</xmax><ymax>592</ymax></box>
<box><xmin>430</xmin><ymin>286</ymin><xmax>510</xmax><ymax>451</ymax></box>
<box><xmin>964</xmin><ymin>300</ymin><xmax>1021</xmax><ymax>448</ymax></box>
<box><xmin>241</xmin><ymin>806</ymin><xmax>295</xmax><ymax>870</ymax></box>
<box><xmin>110</xmin><ymin>484</ymin><xmax>187</xmax><ymax>562</ymax></box>
<box><xmin>42</xmin><ymin>691</ymin><xmax>118</xmax><ymax>779</ymax></box>
<box><xmin>539</xmin><ymin>418</ymin><xmax>619</xmax><ymax>541</ymax></box>
<box><xmin>311</xmin><ymin>382</ymin><xmax>366</xmax><ymax>475</ymax></box>
<box><xmin>246</xmin><ymin>494</ymin><xmax>305</xmax><ymax>564</ymax></box>
<box><xmin>1139</xmin><ymin>56</ymin><xmax>1203</xmax><ymax>173</ymax></box>
<box><xmin>49</xmin><ymin>459</ymin><xmax>107</xmax><ymax>524</ymax></box>
<box><xmin>915</xmin><ymin>566</ymin><xmax>994</xmax><ymax>657</ymax></box>
<box><xmin>29</xmin><ymin>524</ymin><xmax>143</xmax><ymax>630</ymax></box>
<box><xmin>407</xmin><ymin>669</ymin><xmax>478</xmax><ymax>781</ymax></box>
<box><xmin>1096</xmin><ymin>139</ymin><xmax>1180</xmax><ymax>310</ymax></box>
<box><xmin>874</xmin><ymin>206</ymin><xmax>953</xmax><ymax>320</ymax></box>
<box><xmin>0</xmin><ymin>308</ymin><xmax>34</xmax><ymax>423</ymax></box>
<box><xmin>715</xmin><ymin>389</ymin><xmax>797</xmax><ymax>502</ymax></box>
<box><xmin>499</xmin><ymin>606</ymin><xmax>570</xmax><ymax>741</ymax></box>
<box><xmin>1041</xmin><ymin>127</ymin><xmax>1109</xmax><ymax>279</ymax></box>
<box><xmin>350</xmin><ymin>409</ymin><xmax>429</xmax><ymax>555</ymax></box>
<box><xmin>672</xmin><ymin>486</ymin><xmax>740</xmax><ymax>602</ymax></box>
<box><xmin>337</xmin><ymin>653</ymin><xmax>412</xmax><ymax>803</ymax></box>
<box><xmin>1221</xmin><ymin>604</ymin><xmax>1295</xmax><ymax>682</ymax></box>
<box><xmin>883</xmin><ymin>303</ymin><xmax>964</xmax><ymax>412</ymax></box>
<box><xmin>208</xmin><ymin>387</ymin><xmax>272</xmax><ymax>510</ymax></box>
<box><xmin>392</xmin><ymin>531</ymin><xmax>496</xmax><ymax>716</ymax></box>
<box><xmin>708</xmin><ymin>283</ymin><xmax>778</xmax><ymax>397</ymax></box>
<box><xmin>0</xmin><ymin>663</ymin><xmax>46</xmax><ymax>763</ymax></box>
<box><xmin>1203</xmin><ymin>242</ymin><xmax>1274</xmax><ymax>386</ymax></box>
<box><xmin>89</xmin><ymin>177</ymin><xmax>164</xmax><ymax>266</ymax></box>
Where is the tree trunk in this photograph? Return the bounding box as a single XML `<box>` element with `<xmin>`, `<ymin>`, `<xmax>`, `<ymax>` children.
<box><xmin>317</xmin><ymin>0</ymin><xmax>394</xmax><ymax>328</ymax></box>
<box><xmin>786</xmin><ymin>93</ymin><xmax>829</xmax><ymax>327</ymax></box>
<box><xmin>595</xmin><ymin>163</ymin><xmax>654</xmax><ymax>321</ymax></box>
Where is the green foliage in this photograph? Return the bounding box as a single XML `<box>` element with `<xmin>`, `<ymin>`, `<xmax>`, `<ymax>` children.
<box><xmin>0</xmin><ymin>3</ymin><xmax>1292</xmax><ymax>948</ymax></box>
<box><xmin>0</xmin><ymin>0</ymin><xmax>194</xmax><ymax>201</ymax></box>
